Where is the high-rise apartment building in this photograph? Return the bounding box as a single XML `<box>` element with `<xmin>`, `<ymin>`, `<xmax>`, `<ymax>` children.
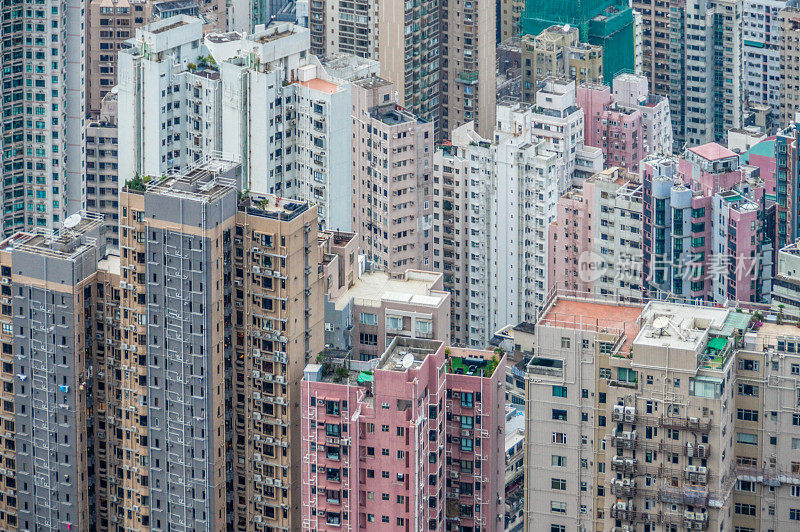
<box><xmin>0</xmin><ymin>214</ymin><xmax>108</xmax><ymax>532</ymax></box>
<box><xmin>642</xmin><ymin>144</ymin><xmax>769</xmax><ymax>303</ymax></box>
<box><xmin>742</xmin><ymin>0</ymin><xmax>786</xmax><ymax>119</ymax></box>
<box><xmin>350</xmin><ymin>77</ymin><xmax>434</xmax><ymax>271</ymax></box>
<box><xmin>520</xmin><ymin>0</ymin><xmax>635</xmax><ymax>84</ymax></box>
<box><xmin>673</xmin><ymin>0</ymin><xmax>745</xmax><ymax>149</ymax></box>
<box><xmin>377</xmin><ymin>0</ymin><xmax>442</xmax><ymax>133</ymax></box>
<box><xmin>635</xmin><ymin>0</ymin><xmax>745</xmax><ymax>149</ymax></box>
<box><xmin>118</xmin><ymin>17</ymin><xmax>353</xmax><ymax>230</ymax></box>
<box><xmin>300</xmin><ymin>337</ymin><xmax>506</xmax><ymax>531</ymax></box>
<box><xmin>780</xmin><ymin>5</ymin><xmax>800</xmax><ymax>126</ymax></box>
<box><xmin>577</xmin><ymin>73</ymin><xmax>673</xmax><ymax>168</ymax></box>
<box><xmin>307</xmin><ymin>0</ymin><xmax>378</xmax><ymax>58</ymax></box>
<box><xmin>433</xmin><ymin>110</ymin><xmax>564</xmax><ymax>347</ymax></box>
<box><xmin>775</xmin><ymin>123</ymin><xmax>799</xmax><ymax>252</ymax></box>
<box><xmin>631</xmin><ymin>0</ymin><xmax>672</xmax><ymax>96</ymax></box>
<box><xmin>86</xmin><ymin>91</ymin><xmax>121</xmax><ymax>246</ymax></box>
<box><xmin>499</xmin><ymin>0</ymin><xmax>524</xmax><ymax>42</ymax></box>
<box><xmin>523</xmin><ymin>292</ymin><xmax>800</xmax><ymax>532</ymax></box>
<box><xmin>548</xmin><ymin>167</ymin><xmax>645</xmax><ymax>299</ymax></box>
<box><xmin>112</xmin><ymin>157</ymin><xmax>324</xmax><ymax>530</ymax></box>
<box><xmin>87</xmin><ymin>0</ymin><xmax>154</xmax><ymax>115</ymax></box>
<box><xmin>0</xmin><ymin>0</ymin><xmax>85</xmax><ymax>235</ymax></box>
<box><xmin>772</xmin><ymin>240</ymin><xmax>800</xmax><ymax>316</ymax></box>
<box><xmin>525</xmin><ymin>79</ymin><xmax>604</xmax><ymax>180</ymax></box>
<box><xmin>440</xmin><ymin>0</ymin><xmax>496</xmax><ymax>137</ymax></box>
<box><xmin>307</xmin><ymin>0</ymin><xmax>496</xmax><ymax>138</ymax></box>
<box><xmin>520</xmin><ymin>26</ymin><xmax>604</xmax><ymax>104</ymax></box>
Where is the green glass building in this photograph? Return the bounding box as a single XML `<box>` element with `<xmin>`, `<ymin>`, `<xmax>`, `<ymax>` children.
<box><xmin>520</xmin><ymin>0</ymin><xmax>635</xmax><ymax>84</ymax></box>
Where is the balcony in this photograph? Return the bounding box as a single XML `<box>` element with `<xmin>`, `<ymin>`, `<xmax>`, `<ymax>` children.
<box><xmin>659</xmin><ymin>415</ymin><xmax>711</xmax><ymax>433</ymax></box>
<box><xmin>458</xmin><ymin>71</ymin><xmax>478</xmax><ymax>84</ymax></box>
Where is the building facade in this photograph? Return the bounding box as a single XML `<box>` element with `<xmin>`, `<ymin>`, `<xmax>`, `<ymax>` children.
<box><xmin>300</xmin><ymin>337</ymin><xmax>506</xmax><ymax>531</ymax></box>
<box><xmin>350</xmin><ymin>77</ymin><xmax>435</xmax><ymax>271</ymax></box>
<box><xmin>87</xmin><ymin>0</ymin><xmax>153</xmax><ymax>115</ymax></box>
<box><xmin>520</xmin><ymin>26</ymin><xmax>604</xmax><ymax>105</ymax></box>
<box><xmin>577</xmin><ymin>72</ymin><xmax>673</xmax><ymax>169</ymax></box>
<box><xmin>642</xmin><ymin>143</ymin><xmax>769</xmax><ymax>303</ymax></box>
<box><xmin>0</xmin><ymin>0</ymin><xmax>85</xmax><ymax>235</ymax></box>
<box><xmin>549</xmin><ymin>167</ymin><xmax>644</xmax><ymax>300</ymax></box>
<box><xmin>324</xmin><ymin>269</ymin><xmax>451</xmax><ymax>359</ymax></box>
<box><xmin>118</xmin><ymin>18</ymin><xmax>354</xmax><ymax>230</ymax></box>
<box><xmin>524</xmin><ymin>292</ymin><xmax>800</xmax><ymax>532</ymax></box>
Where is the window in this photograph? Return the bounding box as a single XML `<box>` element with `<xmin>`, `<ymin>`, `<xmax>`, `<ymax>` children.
<box><xmin>550</xmin><ymin>501</ymin><xmax>566</xmax><ymax>513</ymax></box>
<box><xmin>551</xmin><ymin>455</ymin><xmax>566</xmax><ymax>467</ymax></box>
<box><xmin>617</xmin><ymin>367</ymin><xmax>637</xmax><ymax>383</ymax></box>
<box><xmin>552</xmin><ymin>409</ymin><xmax>567</xmax><ymax>421</ymax></box>
<box><xmin>599</xmin><ymin>368</ymin><xmax>612</xmax><ymax>379</ymax></box>
<box><xmin>551</xmin><ymin>478</ymin><xmax>567</xmax><ymax>490</ymax></box>
<box><xmin>791</xmin><ymin>486</ymin><xmax>800</xmax><ymax>497</ymax></box>
<box><xmin>461</xmin><ymin>392</ymin><xmax>474</xmax><ymax>408</ymax></box>
<box><xmin>552</xmin><ymin>432</ymin><xmax>566</xmax><ymax>444</ymax></box>
<box><xmin>738</xmin><ymin>383</ymin><xmax>759</xmax><ymax>397</ymax></box>
<box><xmin>737</xmin><ymin>409</ymin><xmax>759</xmax><ymax>422</ymax></box>
<box><xmin>415</xmin><ymin>320</ymin><xmax>432</xmax><ymax>334</ymax></box>
<box><xmin>736</xmin><ymin>480</ymin><xmax>756</xmax><ymax>492</ymax></box>
<box><xmin>359</xmin><ymin>333</ymin><xmax>378</xmax><ymax>346</ymax></box>
<box><xmin>551</xmin><ymin>526</ymin><xmax>566</xmax><ymax>532</ymax></box>
<box><xmin>790</xmin><ymin>508</ymin><xmax>800</xmax><ymax>521</ymax></box>
<box><xmin>561</xmin><ymin>337</ymin><xmax>571</xmax><ymax>348</ymax></box>
<box><xmin>460</xmin><ymin>438</ymin><xmax>473</xmax><ymax>452</ymax></box>
<box><xmin>552</xmin><ymin>386</ymin><xmax>567</xmax><ymax>398</ymax></box>
<box><xmin>793</xmin><ymin>438</ymin><xmax>800</xmax><ymax>450</ymax></box>
<box><xmin>386</xmin><ymin>316</ymin><xmax>403</xmax><ymax>330</ymax></box>
<box><xmin>359</xmin><ymin>312</ymin><xmax>378</xmax><ymax>325</ymax></box>
<box><xmin>734</xmin><ymin>503</ymin><xmax>757</xmax><ymax>516</ymax></box>
<box><xmin>738</xmin><ymin>359</ymin><xmax>760</xmax><ymax>372</ymax></box>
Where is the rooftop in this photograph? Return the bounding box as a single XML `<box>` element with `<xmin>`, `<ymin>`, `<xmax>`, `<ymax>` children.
<box><xmin>688</xmin><ymin>142</ymin><xmax>738</xmax><ymax>162</ymax></box>
<box><xmin>370</xmin><ymin>104</ymin><xmax>416</xmax><ymax>125</ymax></box>
<box><xmin>206</xmin><ymin>31</ymin><xmax>241</xmax><ymax>43</ymax></box>
<box><xmin>0</xmin><ymin>212</ymin><xmax>105</xmax><ymax>260</ymax></box>
<box><xmin>540</xmin><ymin>297</ymin><xmax>642</xmax><ymax>338</ymax></box>
<box><xmin>296</xmin><ymin>78</ymin><xmax>340</xmax><ymax>95</ymax></box>
<box><xmin>378</xmin><ymin>338</ymin><xmax>442</xmax><ymax>372</ymax></box>
<box><xmin>334</xmin><ymin>270</ymin><xmax>447</xmax><ymax>311</ymax></box>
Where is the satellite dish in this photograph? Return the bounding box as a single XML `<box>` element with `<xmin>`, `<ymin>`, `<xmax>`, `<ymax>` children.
<box><xmin>653</xmin><ymin>316</ymin><xmax>670</xmax><ymax>329</ymax></box>
<box><xmin>401</xmin><ymin>352</ymin><xmax>414</xmax><ymax>369</ymax></box>
<box><xmin>63</xmin><ymin>214</ymin><xmax>82</xmax><ymax>229</ymax></box>
<box><xmin>653</xmin><ymin>316</ymin><xmax>670</xmax><ymax>337</ymax></box>
<box><xmin>563</xmin><ymin>24</ymin><xmax>571</xmax><ymax>33</ymax></box>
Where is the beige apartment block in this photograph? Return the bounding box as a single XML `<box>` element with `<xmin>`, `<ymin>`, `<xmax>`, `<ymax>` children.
<box><xmin>499</xmin><ymin>0</ymin><xmax>524</xmax><ymax>42</ymax></box>
<box><xmin>632</xmin><ymin>0</ymin><xmax>672</xmax><ymax>96</ymax></box>
<box><xmin>86</xmin><ymin>91</ymin><xmax>121</xmax><ymax>246</ymax></box>
<box><xmin>325</xmin><ymin>269</ymin><xmax>451</xmax><ymax>360</ymax></box>
<box><xmin>87</xmin><ymin>0</ymin><xmax>153</xmax><ymax>115</ymax></box>
<box><xmin>524</xmin><ymin>291</ymin><xmax>800</xmax><ymax>532</ymax></box>
<box><xmin>781</xmin><ymin>7</ymin><xmax>800</xmax><ymax>127</ymax></box>
<box><xmin>440</xmin><ymin>0</ymin><xmax>497</xmax><ymax>137</ymax></box>
<box><xmin>350</xmin><ymin>76</ymin><xmax>435</xmax><ymax>272</ymax></box>
<box><xmin>521</xmin><ymin>26</ymin><xmax>603</xmax><ymax>104</ymax></box>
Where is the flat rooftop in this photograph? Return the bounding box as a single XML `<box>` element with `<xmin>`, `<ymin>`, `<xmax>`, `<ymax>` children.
<box><xmin>0</xmin><ymin>212</ymin><xmax>105</xmax><ymax>260</ymax></box>
<box><xmin>540</xmin><ymin>298</ymin><xmax>642</xmax><ymax>338</ymax></box>
<box><xmin>150</xmin><ymin>19</ymin><xmax>188</xmax><ymax>34</ymax></box>
<box><xmin>381</xmin><ymin>336</ymin><xmax>445</xmax><ymax>369</ymax></box>
<box><xmin>296</xmin><ymin>78</ymin><xmax>340</xmax><ymax>94</ymax></box>
<box><xmin>335</xmin><ymin>270</ymin><xmax>446</xmax><ymax>311</ymax></box>
<box><xmin>688</xmin><ymin>142</ymin><xmax>737</xmax><ymax>162</ymax></box>
<box><xmin>98</xmin><ymin>253</ymin><xmax>121</xmax><ymax>276</ymax></box>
